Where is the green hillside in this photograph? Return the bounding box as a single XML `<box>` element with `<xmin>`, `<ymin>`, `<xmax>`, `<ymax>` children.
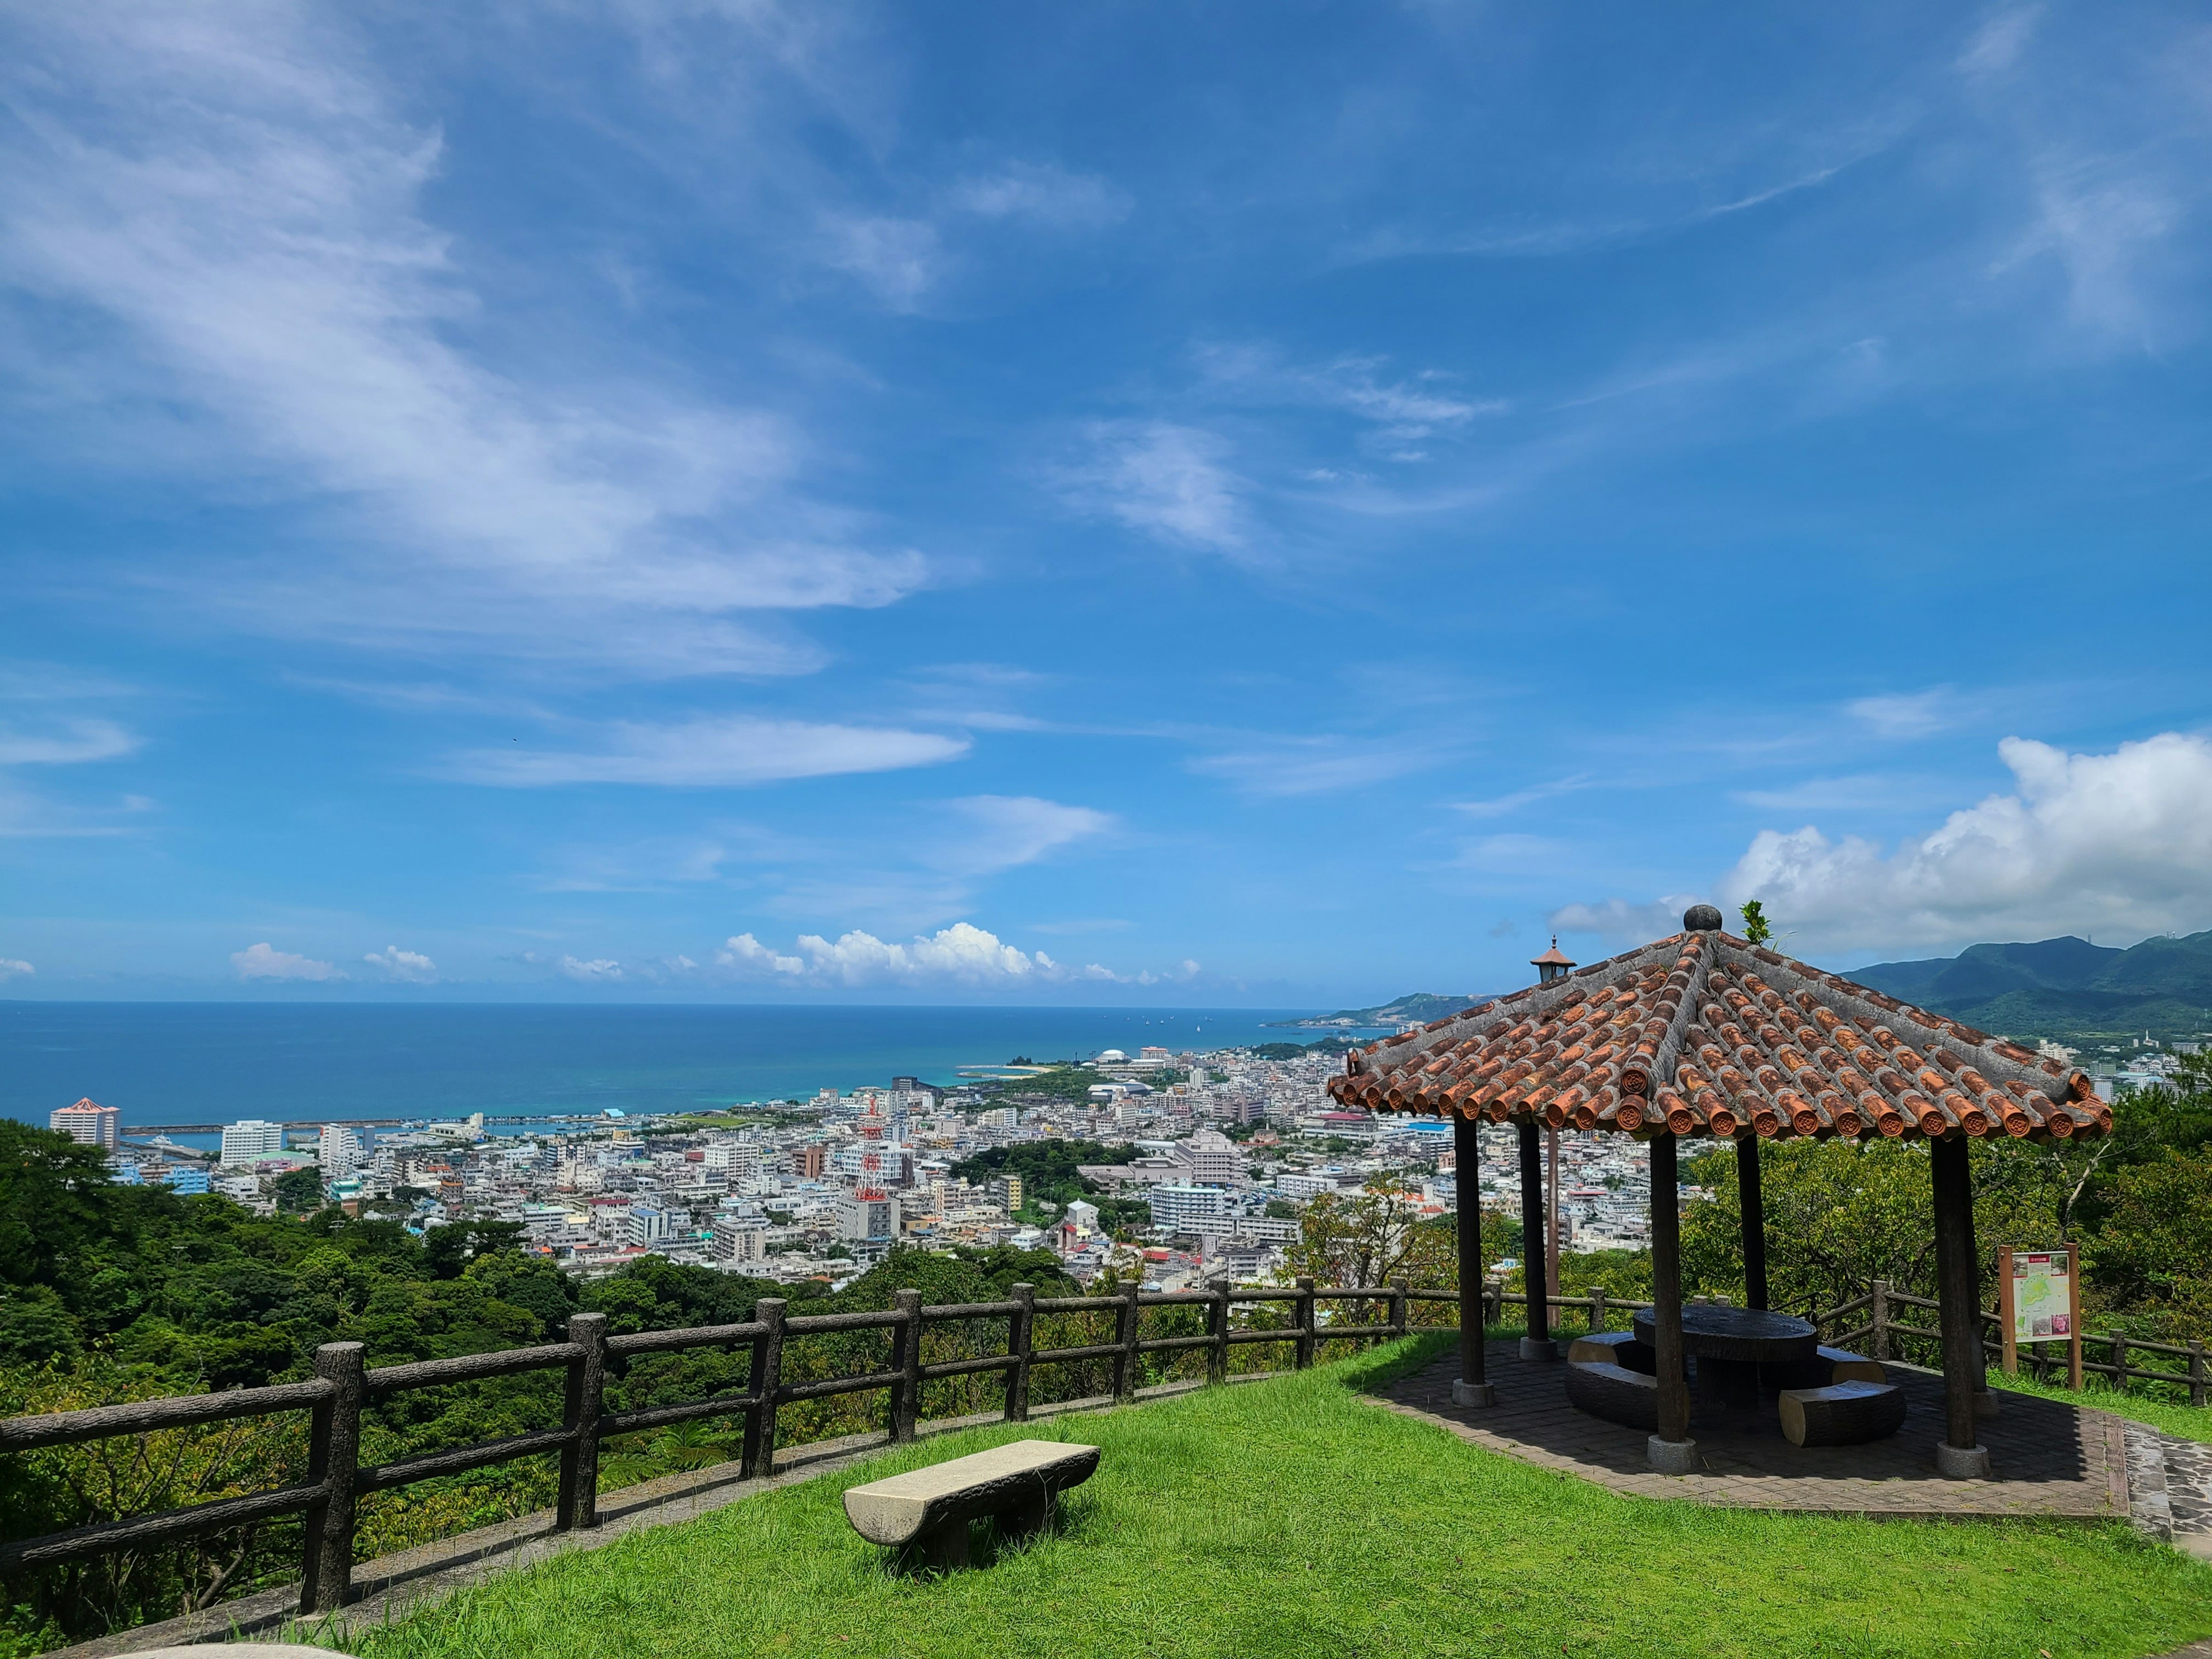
<box><xmin>1269</xmin><ymin>991</ymin><xmax>1494</xmax><ymax>1029</ymax></box>
<box><xmin>1854</xmin><ymin>929</ymin><xmax>2212</xmax><ymax>1041</ymax></box>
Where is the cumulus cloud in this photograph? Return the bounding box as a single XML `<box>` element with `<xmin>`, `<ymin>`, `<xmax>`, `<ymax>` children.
<box><xmin>718</xmin><ymin>922</ymin><xmax>1175</xmax><ymax>988</ymax></box>
<box><xmin>363</xmin><ymin>945</ymin><xmax>437</xmax><ymax>983</ymax></box>
<box><xmin>450</xmin><ymin>716</ymin><xmax>969</xmax><ymax>787</ymax></box>
<box><xmin>1550</xmin><ymin>896</ymin><xmax>1707</xmax><ymax>944</ymax></box>
<box><xmin>232</xmin><ymin>942</ymin><xmax>343</xmax><ymax>981</ymax></box>
<box><xmin>1718</xmin><ymin>732</ymin><xmax>2212</xmax><ymax>953</ymax></box>
<box><xmin>1055</xmin><ymin>422</ymin><xmax>1252</xmax><ymax>554</ymax></box>
<box><xmin>0</xmin><ymin>957</ymin><xmax>32</xmax><ymax>978</ymax></box>
<box><xmin>559</xmin><ymin>956</ymin><xmax>623</xmax><ymax>982</ymax></box>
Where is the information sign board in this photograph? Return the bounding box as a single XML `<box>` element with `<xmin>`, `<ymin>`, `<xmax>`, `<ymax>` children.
<box><xmin>2011</xmin><ymin>1251</ymin><xmax>2073</xmax><ymax>1342</ymax></box>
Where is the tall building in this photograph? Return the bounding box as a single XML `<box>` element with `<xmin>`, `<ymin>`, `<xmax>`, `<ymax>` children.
<box><xmin>220</xmin><ymin>1119</ymin><xmax>286</xmax><ymax>1165</ymax></box>
<box><xmin>1168</xmin><ymin>1128</ymin><xmax>1245</xmax><ymax>1185</ymax></box>
<box><xmin>986</xmin><ymin>1175</ymin><xmax>1024</xmax><ymax>1212</ymax></box>
<box><xmin>836</xmin><ymin>1192</ymin><xmax>900</xmax><ymax>1241</ymax></box>
<box><xmin>317</xmin><ymin>1124</ymin><xmax>363</xmax><ymax>1182</ymax></box>
<box><xmin>50</xmin><ymin>1098</ymin><xmax>120</xmax><ymax>1149</ymax></box>
<box><xmin>714</xmin><ymin>1215</ymin><xmax>767</xmax><ymax>1264</ymax></box>
<box><xmin>1147</xmin><ymin>1183</ymin><xmax>1228</xmax><ymax>1233</ymax></box>
<box><xmin>794</xmin><ymin>1144</ymin><xmax>828</xmax><ymax>1179</ymax></box>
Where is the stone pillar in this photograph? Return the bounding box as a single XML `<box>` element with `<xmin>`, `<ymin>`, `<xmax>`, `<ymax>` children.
<box><xmin>1929</xmin><ymin>1134</ymin><xmax>1991</xmax><ymax>1477</ymax></box>
<box><xmin>1452</xmin><ymin>1109</ymin><xmax>1494</xmax><ymax>1406</ymax></box>
<box><xmin>1737</xmin><ymin>1134</ymin><xmax>1768</xmax><ymax>1311</ymax></box>
<box><xmin>1517</xmin><ymin>1119</ymin><xmax>1554</xmax><ymax>1359</ymax></box>
<box><xmin>1647</xmin><ymin>1132</ymin><xmax>1696</xmax><ymax>1472</ymax></box>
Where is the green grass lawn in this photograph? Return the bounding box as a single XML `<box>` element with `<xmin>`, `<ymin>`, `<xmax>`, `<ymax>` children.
<box><xmin>339</xmin><ymin>1338</ymin><xmax>2212</xmax><ymax>1659</ymax></box>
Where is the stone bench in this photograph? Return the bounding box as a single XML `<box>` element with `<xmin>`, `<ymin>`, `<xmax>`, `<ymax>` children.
<box><xmin>1767</xmin><ymin>1344</ymin><xmax>1884</xmax><ymax>1392</ymax></box>
<box><xmin>1778</xmin><ymin>1380</ymin><xmax>1907</xmax><ymax>1447</ymax></box>
<box><xmin>1563</xmin><ymin>1358</ymin><xmax>1659</xmax><ymax>1431</ymax></box>
<box><xmin>1568</xmin><ymin>1330</ymin><xmax>1656</xmax><ymax>1373</ymax></box>
<box><xmin>842</xmin><ymin>1439</ymin><xmax>1100</xmax><ymax>1569</ymax></box>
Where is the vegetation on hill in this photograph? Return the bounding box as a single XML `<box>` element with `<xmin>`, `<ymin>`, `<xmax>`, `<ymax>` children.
<box><xmin>349</xmin><ymin>1340</ymin><xmax>2212</xmax><ymax>1659</ymax></box>
<box><xmin>1855</xmin><ymin>927</ymin><xmax>2212</xmax><ymax>1039</ymax></box>
<box><xmin>1268</xmin><ymin>991</ymin><xmax>1491</xmax><ymax>1029</ymax></box>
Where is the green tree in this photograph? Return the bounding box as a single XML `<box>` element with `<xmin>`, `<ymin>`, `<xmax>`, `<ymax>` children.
<box><xmin>272</xmin><ymin>1167</ymin><xmax>323</xmax><ymax>1213</ymax></box>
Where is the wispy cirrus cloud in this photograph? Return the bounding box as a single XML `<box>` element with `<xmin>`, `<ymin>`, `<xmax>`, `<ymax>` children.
<box><xmin>1053</xmin><ymin>422</ymin><xmax>1253</xmax><ymax>554</ymax></box>
<box><xmin>0</xmin><ymin>0</ymin><xmax>925</xmax><ymax>677</ymax></box>
<box><xmin>449</xmin><ymin>715</ymin><xmax>968</xmax><ymax>787</ymax></box>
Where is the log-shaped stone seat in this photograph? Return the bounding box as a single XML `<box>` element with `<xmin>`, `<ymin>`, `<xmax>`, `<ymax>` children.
<box><xmin>1766</xmin><ymin>1344</ymin><xmax>1885</xmax><ymax>1393</ymax></box>
<box><xmin>1563</xmin><ymin>1358</ymin><xmax>1659</xmax><ymax>1431</ymax></box>
<box><xmin>1567</xmin><ymin>1330</ymin><xmax>1656</xmax><ymax>1373</ymax></box>
<box><xmin>842</xmin><ymin>1439</ymin><xmax>1100</xmax><ymax>1569</ymax></box>
<box><xmin>1777</xmin><ymin>1381</ymin><xmax>1907</xmax><ymax>1447</ymax></box>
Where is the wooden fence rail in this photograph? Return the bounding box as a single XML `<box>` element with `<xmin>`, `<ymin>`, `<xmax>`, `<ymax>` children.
<box><xmin>0</xmin><ymin>1275</ymin><xmax>1416</xmax><ymax>1615</ymax></box>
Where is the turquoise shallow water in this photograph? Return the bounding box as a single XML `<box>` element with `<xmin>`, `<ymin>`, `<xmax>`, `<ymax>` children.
<box><xmin>0</xmin><ymin>1002</ymin><xmax>1349</xmax><ymax>1133</ymax></box>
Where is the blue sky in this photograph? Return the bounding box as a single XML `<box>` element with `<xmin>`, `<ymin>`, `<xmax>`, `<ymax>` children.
<box><xmin>4</xmin><ymin>2</ymin><xmax>2211</xmax><ymax>1006</ymax></box>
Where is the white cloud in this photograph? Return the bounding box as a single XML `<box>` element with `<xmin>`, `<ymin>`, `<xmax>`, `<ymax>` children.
<box><xmin>947</xmin><ymin>162</ymin><xmax>1130</xmax><ymax>229</ymax></box>
<box><xmin>819</xmin><ymin>213</ymin><xmax>944</xmax><ymax>310</ymax></box>
<box><xmin>932</xmin><ymin>796</ymin><xmax>1113</xmax><ymax>873</ymax></box>
<box><xmin>450</xmin><ymin>716</ymin><xmax>969</xmax><ymax>787</ymax></box>
<box><xmin>363</xmin><ymin>945</ymin><xmax>436</xmax><ymax>983</ymax></box>
<box><xmin>1190</xmin><ymin>736</ymin><xmax>1461</xmax><ymax>798</ymax></box>
<box><xmin>1453</xmin><ymin>775</ymin><xmax>1592</xmax><ymax>819</ymax></box>
<box><xmin>0</xmin><ymin>717</ymin><xmax>139</xmax><ymax>766</ymax></box>
<box><xmin>1721</xmin><ymin>732</ymin><xmax>2212</xmax><ymax>953</ymax></box>
<box><xmin>1056</xmin><ymin>422</ymin><xmax>1251</xmax><ymax>554</ymax></box>
<box><xmin>0</xmin><ymin>957</ymin><xmax>33</xmax><ymax>979</ymax></box>
<box><xmin>1550</xmin><ymin>896</ymin><xmax>1707</xmax><ymax>944</ymax></box>
<box><xmin>0</xmin><ymin>2</ymin><xmax>925</xmax><ymax>676</ymax></box>
<box><xmin>719</xmin><ymin>922</ymin><xmax>1161</xmax><ymax>988</ymax></box>
<box><xmin>1846</xmin><ymin>690</ymin><xmax>1960</xmax><ymax>739</ymax></box>
<box><xmin>232</xmin><ymin>941</ymin><xmax>342</xmax><ymax>981</ymax></box>
<box><xmin>558</xmin><ymin>955</ymin><xmax>623</xmax><ymax>982</ymax></box>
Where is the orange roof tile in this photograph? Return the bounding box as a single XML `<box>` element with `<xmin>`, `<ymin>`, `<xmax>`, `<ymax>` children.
<box><xmin>1328</xmin><ymin>926</ymin><xmax>2106</xmax><ymax>1143</ymax></box>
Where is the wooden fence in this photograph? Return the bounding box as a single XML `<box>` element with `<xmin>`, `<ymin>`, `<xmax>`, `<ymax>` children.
<box><xmin>0</xmin><ymin>1277</ymin><xmax>1415</xmax><ymax>1618</ymax></box>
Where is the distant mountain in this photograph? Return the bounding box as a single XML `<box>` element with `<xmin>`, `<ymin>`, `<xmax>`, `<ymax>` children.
<box><xmin>1853</xmin><ymin>930</ymin><xmax>2212</xmax><ymax>1039</ymax></box>
<box><xmin>1270</xmin><ymin>991</ymin><xmax>1498</xmax><ymax>1029</ymax></box>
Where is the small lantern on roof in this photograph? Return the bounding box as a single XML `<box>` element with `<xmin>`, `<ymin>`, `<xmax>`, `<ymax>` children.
<box><xmin>1530</xmin><ymin>936</ymin><xmax>1575</xmax><ymax>985</ymax></box>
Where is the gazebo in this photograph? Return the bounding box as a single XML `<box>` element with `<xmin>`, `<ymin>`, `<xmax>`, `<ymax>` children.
<box><xmin>1328</xmin><ymin>905</ymin><xmax>2109</xmax><ymax>1475</ymax></box>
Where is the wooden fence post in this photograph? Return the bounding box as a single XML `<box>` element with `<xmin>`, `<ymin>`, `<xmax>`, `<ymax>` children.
<box><xmin>1294</xmin><ymin>1277</ymin><xmax>1316</xmax><ymax>1370</ymax></box>
<box><xmin>2190</xmin><ymin>1341</ymin><xmax>2207</xmax><ymax>1410</ymax></box>
<box><xmin>741</xmin><ymin>1298</ymin><xmax>787</xmax><ymax>1479</ymax></box>
<box><xmin>2111</xmin><ymin>1331</ymin><xmax>2128</xmax><ymax>1395</ymax></box>
<box><xmin>556</xmin><ymin>1312</ymin><xmax>608</xmax><ymax>1531</ymax></box>
<box><xmin>890</xmin><ymin>1289</ymin><xmax>923</xmax><ymax>1443</ymax></box>
<box><xmin>300</xmin><ymin>1340</ymin><xmax>364</xmax><ymax>1614</ymax></box>
<box><xmin>1005</xmin><ymin>1283</ymin><xmax>1035</xmax><ymax>1423</ymax></box>
<box><xmin>1114</xmin><ymin>1278</ymin><xmax>1142</xmax><ymax>1403</ymax></box>
<box><xmin>1589</xmin><ymin>1289</ymin><xmax>1607</xmax><ymax>1334</ymax></box>
<box><xmin>1387</xmin><ymin>1278</ymin><xmax>1408</xmax><ymax>1340</ymax></box>
<box><xmin>1870</xmin><ymin>1280</ymin><xmax>1890</xmax><ymax>1362</ymax></box>
<box><xmin>1208</xmin><ymin>1281</ymin><xmax>1232</xmax><ymax>1386</ymax></box>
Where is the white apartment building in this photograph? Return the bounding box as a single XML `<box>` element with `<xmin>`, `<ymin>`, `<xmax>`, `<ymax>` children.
<box><xmin>220</xmin><ymin>1119</ymin><xmax>287</xmax><ymax>1165</ymax></box>
<box><xmin>836</xmin><ymin>1192</ymin><xmax>901</xmax><ymax>1241</ymax></box>
<box><xmin>317</xmin><ymin>1124</ymin><xmax>363</xmax><ymax>1182</ymax></box>
<box><xmin>50</xmin><ymin>1098</ymin><xmax>120</xmax><ymax>1149</ymax></box>
<box><xmin>1275</xmin><ymin>1171</ymin><xmax>1344</xmax><ymax>1201</ymax></box>
<box><xmin>1168</xmin><ymin>1128</ymin><xmax>1245</xmax><ymax>1185</ymax></box>
<box><xmin>1147</xmin><ymin>1183</ymin><xmax>1228</xmax><ymax>1233</ymax></box>
<box><xmin>627</xmin><ymin>1206</ymin><xmax>675</xmax><ymax>1248</ymax></box>
<box><xmin>714</xmin><ymin>1215</ymin><xmax>768</xmax><ymax>1264</ymax></box>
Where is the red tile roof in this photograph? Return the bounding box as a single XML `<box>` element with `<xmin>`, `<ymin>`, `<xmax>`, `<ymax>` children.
<box><xmin>1328</xmin><ymin>929</ymin><xmax>2106</xmax><ymax>1142</ymax></box>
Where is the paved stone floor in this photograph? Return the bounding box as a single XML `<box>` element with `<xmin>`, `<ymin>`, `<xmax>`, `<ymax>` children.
<box><xmin>1375</xmin><ymin>1342</ymin><xmax>2129</xmax><ymax>1520</ymax></box>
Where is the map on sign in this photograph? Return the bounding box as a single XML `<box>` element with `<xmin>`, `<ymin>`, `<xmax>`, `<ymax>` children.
<box><xmin>2013</xmin><ymin>1251</ymin><xmax>2074</xmax><ymax>1342</ymax></box>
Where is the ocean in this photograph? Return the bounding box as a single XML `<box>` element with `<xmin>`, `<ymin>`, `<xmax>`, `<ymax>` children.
<box><xmin>0</xmin><ymin>1002</ymin><xmax>1355</xmax><ymax>1141</ymax></box>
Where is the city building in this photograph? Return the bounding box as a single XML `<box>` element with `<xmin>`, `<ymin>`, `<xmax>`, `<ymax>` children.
<box><xmin>627</xmin><ymin>1206</ymin><xmax>674</xmax><ymax>1248</ymax></box>
<box><xmin>986</xmin><ymin>1174</ymin><xmax>1023</xmax><ymax>1212</ymax></box>
<box><xmin>836</xmin><ymin>1191</ymin><xmax>900</xmax><ymax>1241</ymax></box>
<box><xmin>150</xmin><ymin>1164</ymin><xmax>210</xmax><ymax>1195</ymax></box>
<box><xmin>714</xmin><ymin>1215</ymin><xmax>767</xmax><ymax>1264</ymax></box>
<box><xmin>1167</xmin><ymin>1127</ymin><xmax>1244</xmax><ymax>1185</ymax></box>
<box><xmin>317</xmin><ymin>1124</ymin><xmax>363</xmax><ymax>1182</ymax></box>
<box><xmin>50</xmin><ymin>1098</ymin><xmax>120</xmax><ymax>1150</ymax></box>
<box><xmin>220</xmin><ymin>1119</ymin><xmax>286</xmax><ymax>1165</ymax></box>
<box><xmin>1147</xmin><ymin>1183</ymin><xmax>1229</xmax><ymax>1233</ymax></box>
<box><xmin>794</xmin><ymin>1145</ymin><xmax>828</xmax><ymax>1179</ymax></box>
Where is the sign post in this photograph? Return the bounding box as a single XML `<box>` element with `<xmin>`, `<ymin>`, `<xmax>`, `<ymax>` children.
<box><xmin>2002</xmin><ymin>1245</ymin><xmax>2081</xmax><ymax>1388</ymax></box>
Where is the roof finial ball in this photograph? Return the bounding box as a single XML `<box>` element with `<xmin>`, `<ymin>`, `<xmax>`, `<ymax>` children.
<box><xmin>1683</xmin><ymin>903</ymin><xmax>1725</xmax><ymax>933</ymax></box>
